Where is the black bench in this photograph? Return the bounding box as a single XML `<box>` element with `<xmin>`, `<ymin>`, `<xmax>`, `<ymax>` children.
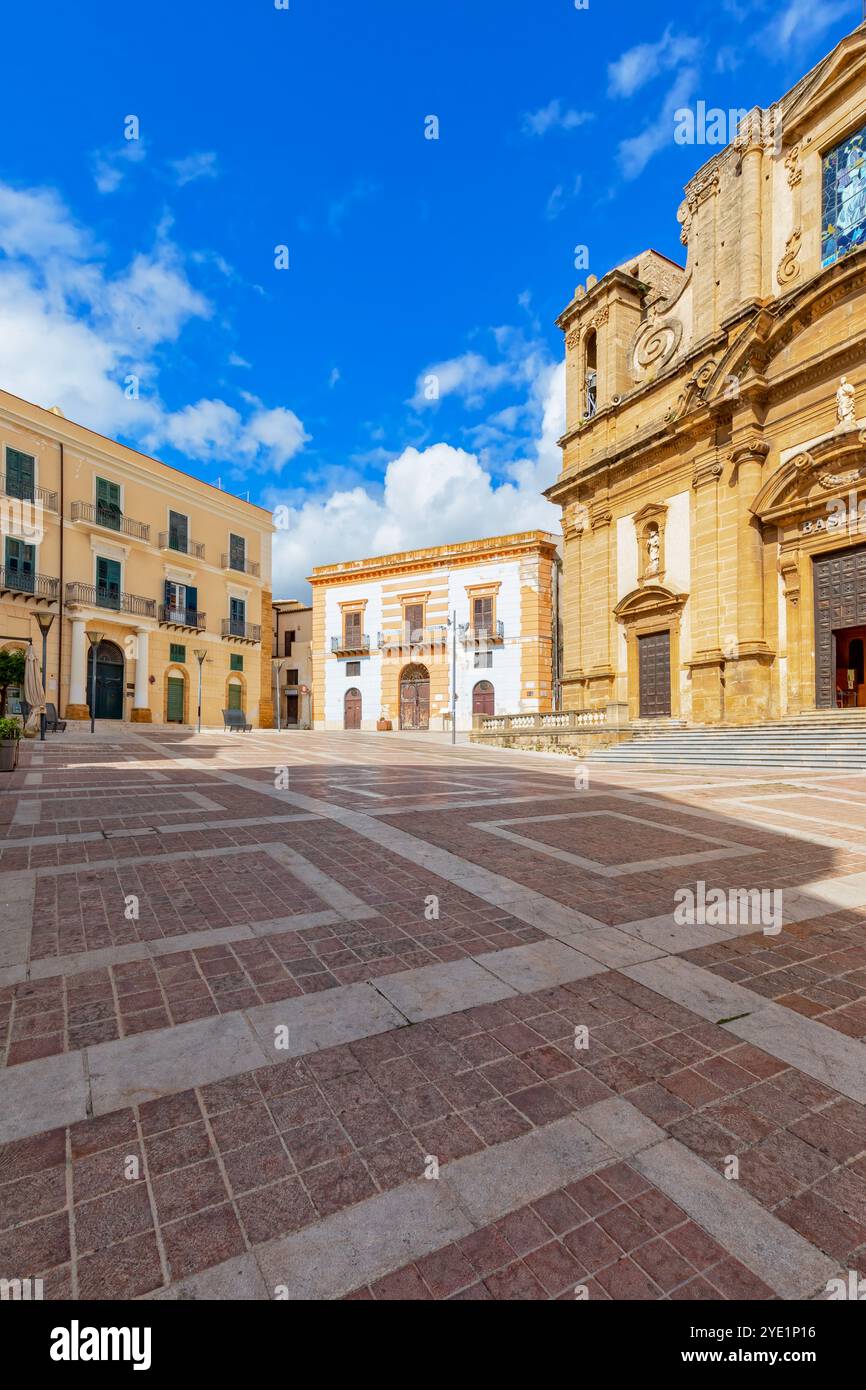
<box><xmin>45</xmin><ymin>703</ymin><xmax>67</xmax><ymax>733</ymax></box>
<box><xmin>222</xmin><ymin>708</ymin><xmax>252</xmax><ymax>732</ymax></box>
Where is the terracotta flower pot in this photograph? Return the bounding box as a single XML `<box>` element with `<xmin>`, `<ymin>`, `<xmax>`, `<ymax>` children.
<box><xmin>376</xmin><ymin>719</ymin><xmax>393</xmax><ymax>732</ymax></box>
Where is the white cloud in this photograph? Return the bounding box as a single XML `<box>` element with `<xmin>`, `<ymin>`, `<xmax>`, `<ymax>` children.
<box><xmin>228</xmin><ymin>351</ymin><xmax>252</xmax><ymax>368</ymax></box>
<box><xmin>328</xmin><ymin>367</ymin><xmax>341</xmax><ymax>388</ymax></box>
<box><xmin>757</xmin><ymin>0</ymin><xmax>849</xmax><ymax>53</ymax></box>
<box><xmin>270</xmin><ymin>360</ymin><xmax>564</xmax><ymax>599</ymax></box>
<box><xmin>0</xmin><ymin>178</ymin><xmax>310</xmax><ymax>473</ymax></box>
<box><xmin>522</xmin><ymin>100</ymin><xmax>594</xmax><ymax>137</ymax></box>
<box><xmin>617</xmin><ymin>65</ymin><xmax>700</xmax><ymax>179</ymax></box>
<box><xmin>608</xmin><ymin>27</ymin><xmax>701</xmax><ymax>98</ymax></box>
<box><xmin>411</xmin><ymin>331</ymin><xmax>547</xmax><ymax>411</ymax></box>
<box><xmin>545</xmin><ymin>175</ymin><xmax>583</xmax><ymax>221</ymax></box>
<box><xmin>169</xmin><ymin>151</ymin><xmax>220</xmax><ymax>187</ymax></box>
<box><xmin>90</xmin><ymin>141</ymin><xmax>147</xmax><ymax>195</ymax></box>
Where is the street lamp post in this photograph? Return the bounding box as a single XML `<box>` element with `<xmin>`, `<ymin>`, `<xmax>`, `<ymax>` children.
<box><xmin>273</xmin><ymin>659</ymin><xmax>286</xmax><ymax>733</ymax></box>
<box><xmin>85</xmin><ymin>632</ymin><xmax>104</xmax><ymax>735</ymax></box>
<box><xmin>193</xmin><ymin>650</ymin><xmax>207</xmax><ymax>734</ymax></box>
<box><xmin>35</xmin><ymin>611</ymin><xmax>55</xmax><ymax>742</ymax></box>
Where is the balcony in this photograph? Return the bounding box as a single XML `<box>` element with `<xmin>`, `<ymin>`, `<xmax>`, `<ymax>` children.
<box><xmin>331</xmin><ymin>633</ymin><xmax>370</xmax><ymax>655</ymax></box>
<box><xmin>159</xmin><ymin>604</ymin><xmax>206</xmax><ymax>632</ymax></box>
<box><xmin>0</xmin><ymin>568</ymin><xmax>60</xmax><ymax>603</ymax></box>
<box><xmin>377</xmin><ymin>626</ymin><xmax>448</xmax><ymax>653</ymax></box>
<box><xmin>221</xmin><ymin>618</ymin><xmax>261</xmax><ymax>643</ymax></box>
<box><xmin>158</xmin><ymin>532</ymin><xmax>205</xmax><ymax>559</ymax></box>
<box><xmin>71</xmin><ymin>501</ymin><xmax>150</xmax><ymax>542</ymax></box>
<box><xmin>0</xmin><ymin>476</ymin><xmax>59</xmax><ymax>512</ymax></box>
<box><xmin>65</xmin><ymin>581</ymin><xmax>157</xmax><ymax>618</ymax></box>
<box><xmin>458</xmin><ymin>621</ymin><xmax>505</xmax><ymax>645</ymax></box>
<box><xmin>221</xmin><ymin>553</ymin><xmax>260</xmax><ymax>578</ymax></box>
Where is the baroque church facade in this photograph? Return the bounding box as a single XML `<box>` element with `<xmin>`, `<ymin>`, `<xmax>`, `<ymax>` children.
<box><xmin>547</xmin><ymin>24</ymin><xmax>866</xmax><ymax>726</ymax></box>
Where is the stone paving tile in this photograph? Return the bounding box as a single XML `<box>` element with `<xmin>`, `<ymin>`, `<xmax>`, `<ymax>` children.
<box><xmin>349</xmin><ymin>1163</ymin><xmax>777</xmax><ymax>1300</ymax></box>
<box><xmin>2</xmin><ymin>970</ymin><xmax>863</xmax><ymax>1298</ymax></box>
<box><xmin>683</xmin><ymin>913</ymin><xmax>866</xmax><ymax>1042</ymax></box>
<box><xmin>0</xmin><ymin>903</ymin><xmax>543</xmax><ymax>1066</ymax></box>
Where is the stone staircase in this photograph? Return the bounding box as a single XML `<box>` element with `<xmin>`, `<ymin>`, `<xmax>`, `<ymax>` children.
<box><xmin>587</xmin><ymin>711</ymin><xmax>866</xmax><ymax>768</ymax></box>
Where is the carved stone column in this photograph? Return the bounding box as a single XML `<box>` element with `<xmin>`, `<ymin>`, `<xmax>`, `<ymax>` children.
<box><xmin>737</xmin><ymin>116</ymin><xmax>764</xmax><ymax>304</ymax></box>
<box><xmin>780</xmin><ymin>552</ymin><xmax>804</xmax><ymax>714</ymax></box>
<box><xmin>131</xmin><ymin>629</ymin><xmax>152</xmax><ymax>723</ymax></box>
<box><xmin>729</xmin><ymin>439</ymin><xmax>774</xmax><ymax>722</ymax></box>
<box><xmin>688</xmin><ymin>457</ymin><xmax>725</xmax><ymax>723</ymax></box>
<box><xmin>65</xmin><ymin>617</ymin><xmax>90</xmax><ymax>720</ymax></box>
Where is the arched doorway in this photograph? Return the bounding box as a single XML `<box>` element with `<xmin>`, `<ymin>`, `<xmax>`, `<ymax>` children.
<box><xmin>86</xmin><ymin>640</ymin><xmax>124</xmax><ymax>720</ymax></box>
<box><xmin>472</xmin><ymin>680</ymin><xmax>495</xmax><ymax>716</ymax></box>
<box><xmin>400</xmin><ymin>663</ymin><xmax>430</xmax><ymax>730</ymax></box>
<box><xmin>344</xmin><ymin>687</ymin><xmax>362</xmax><ymax>729</ymax></box>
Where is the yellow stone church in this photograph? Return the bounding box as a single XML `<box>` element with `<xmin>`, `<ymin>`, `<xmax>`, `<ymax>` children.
<box><xmin>547</xmin><ymin>23</ymin><xmax>866</xmax><ymax>726</ymax></box>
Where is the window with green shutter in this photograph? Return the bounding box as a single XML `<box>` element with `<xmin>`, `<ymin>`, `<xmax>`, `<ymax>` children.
<box><xmin>5</xmin><ymin>448</ymin><xmax>35</xmax><ymax>502</ymax></box>
<box><xmin>96</xmin><ymin>477</ymin><xmax>121</xmax><ymax>530</ymax></box>
<box><xmin>170</xmin><ymin>643</ymin><xmax>186</xmax><ymax>664</ymax></box>
<box><xmin>230</xmin><ymin>654</ymin><xmax>243</xmax><ymax>671</ymax></box>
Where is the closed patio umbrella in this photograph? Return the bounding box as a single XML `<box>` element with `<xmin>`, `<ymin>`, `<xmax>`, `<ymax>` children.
<box><xmin>23</xmin><ymin>645</ymin><xmax>45</xmax><ymax>734</ymax></box>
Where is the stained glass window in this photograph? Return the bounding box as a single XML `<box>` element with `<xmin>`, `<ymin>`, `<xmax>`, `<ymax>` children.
<box><xmin>822</xmin><ymin>123</ymin><xmax>866</xmax><ymax>267</ymax></box>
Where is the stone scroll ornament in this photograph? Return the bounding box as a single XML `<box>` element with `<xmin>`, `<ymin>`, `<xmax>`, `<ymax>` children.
<box><xmin>632</xmin><ymin>316</ymin><xmax>683</xmax><ymax>380</ymax></box>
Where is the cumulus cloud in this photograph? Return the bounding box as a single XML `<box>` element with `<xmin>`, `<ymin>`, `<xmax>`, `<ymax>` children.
<box><xmin>90</xmin><ymin>141</ymin><xmax>147</xmax><ymax>195</ymax></box>
<box><xmin>607</xmin><ymin>27</ymin><xmax>701</xmax><ymax>99</ymax></box>
<box><xmin>270</xmin><ymin>361</ymin><xmax>564</xmax><ymax>598</ymax></box>
<box><xmin>757</xmin><ymin>0</ymin><xmax>849</xmax><ymax>53</ymax></box>
<box><xmin>0</xmin><ymin>178</ymin><xmax>309</xmax><ymax>472</ymax></box>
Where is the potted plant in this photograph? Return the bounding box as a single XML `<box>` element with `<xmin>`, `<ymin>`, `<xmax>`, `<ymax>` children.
<box><xmin>376</xmin><ymin>709</ymin><xmax>392</xmax><ymax>732</ymax></box>
<box><xmin>0</xmin><ymin>717</ymin><xmax>22</xmax><ymax>771</ymax></box>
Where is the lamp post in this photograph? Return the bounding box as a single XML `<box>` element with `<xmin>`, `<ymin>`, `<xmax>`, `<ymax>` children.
<box><xmin>35</xmin><ymin>611</ymin><xmax>55</xmax><ymax>742</ymax></box>
<box><xmin>193</xmin><ymin>650</ymin><xmax>207</xmax><ymax>734</ymax></box>
<box><xmin>272</xmin><ymin>659</ymin><xmax>286</xmax><ymax>733</ymax></box>
<box><xmin>85</xmin><ymin>632</ymin><xmax>104</xmax><ymax>735</ymax></box>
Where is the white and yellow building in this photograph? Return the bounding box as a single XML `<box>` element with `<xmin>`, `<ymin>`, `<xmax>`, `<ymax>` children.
<box><xmin>0</xmin><ymin>387</ymin><xmax>275</xmax><ymax>727</ymax></box>
<box><xmin>309</xmin><ymin>532</ymin><xmax>560</xmax><ymax>731</ymax></box>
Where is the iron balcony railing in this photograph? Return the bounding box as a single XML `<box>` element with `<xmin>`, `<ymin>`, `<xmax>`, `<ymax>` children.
<box><xmin>0</xmin><ymin>568</ymin><xmax>60</xmax><ymax>601</ymax></box>
<box><xmin>221</xmin><ymin>553</ymin><xmax>260</xmax><ymax>577</ymax></box>
<box><xmin>159</xmin><ymin>604</ymin><xmax>206</xmax><ymax>630</ymax></box>
<box><xmin>71</xmin><ymin>500</ymin><xmax>150</xmax><ymax>542</ymax></box>
<box><xmin>158</xmin><ymin>532</ymin><xmax>205</xmax><ymax>559</ymax></box>
<box><xmin>0</xmin><ymin>476</ymin><xmax>59</xmax><ymax>512</ymax></box>
<box><xmin>221</xmin><ymin>618</ymin><xmax>261</xmax><ymax>642</ymax></box>
<box><xmin>377</xmin><ymin>626</ymin><xmax>448</xmax><ymax>650</ymax></box>
<box><xmin>458</xmin><ymin>620</ymin><xmax>505</xmax><ymax>644</ymax></box>
<box><xmin>65</xmin><ymin>581</ymin><xmax>157</xmax><ymax>618</ymax></box>
<box><xmin>331</xmin><ymin>634</ymin><xmax>370</xmax><ymax>654</ymax></box>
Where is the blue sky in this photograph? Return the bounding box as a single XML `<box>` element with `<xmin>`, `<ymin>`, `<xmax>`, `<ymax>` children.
<box><xmin>0</xmin><ymin>0</ymin><xmax>859</xmax><ymax>596</ymax></box>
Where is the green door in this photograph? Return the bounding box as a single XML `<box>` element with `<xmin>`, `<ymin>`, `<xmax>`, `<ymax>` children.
<box><xmin>96</xmin><ymin>477</ymin><xmax>121</xmax><ymax>530</ymax></box>
<box><xmin>96</xmin><ymin>556</ymin><xmax>121</xmax><ymax>609</ymax></box>
<box><xmin>227</xmin><ymin>682</ymin><xmax>242</xmax><ymax>710</ymax></box>
<box><xmin>5</xmin><ymin>538</ymin><xmax>35</xmax><ymax>593</ymax></box>
<box><xmin>166</xmin><ymin>676</ymin><xmax>185</xmax><ymax>723</ymax></box>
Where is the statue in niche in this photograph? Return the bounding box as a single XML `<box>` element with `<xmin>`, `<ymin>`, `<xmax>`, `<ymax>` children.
<box><xmin>645</xmin><ymin>525</ymin><xmax>660</xmax><ymax>577</ymax></box>
<box><xmin>837</xmin><ymin>376</ymin><xmax>857</xmax><ymax>426</ymax></box>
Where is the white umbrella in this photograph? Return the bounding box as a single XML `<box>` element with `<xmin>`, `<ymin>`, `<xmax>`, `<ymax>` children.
<box><xmin>23</xmin><ymin>645</ymin><xmax>45</xmax><ymax>733</ymax></box>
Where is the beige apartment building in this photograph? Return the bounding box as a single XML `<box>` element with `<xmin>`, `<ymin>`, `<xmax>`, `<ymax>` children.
<box><xmin>547</xmin><ymin>23</ymin><xmax>866</xmax><ymax>725</ymax></box>
<box><xmin>272</xmin><ymin>598</ymin><xmax>313</xmax><ymax>728</ymax></box>
<box><xmin>0</xmin><ymin>387</ymin><xmax>274</xmax><ymax>727</ymax></box>
<box><xmin>308</xmin><ymin>532</ymin><xmax>560</xmax><ymax>731</ymax></box>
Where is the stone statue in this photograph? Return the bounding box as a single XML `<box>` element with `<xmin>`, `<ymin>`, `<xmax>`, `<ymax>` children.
<box><xmin>837</xmin><ymin>376</ymin><xmax>857</xmax><ymax>426</ymax></box>
<box><xmin>645</xmin><ymin>527</ymin><xmax>660</xmax><ymax>577</ymax></box>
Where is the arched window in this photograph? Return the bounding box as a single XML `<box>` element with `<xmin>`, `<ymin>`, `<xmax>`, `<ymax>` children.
<box><xmin>584</xmin><ymin>330</ymin><xmax>597</xmax><ymax>419</ymax></box>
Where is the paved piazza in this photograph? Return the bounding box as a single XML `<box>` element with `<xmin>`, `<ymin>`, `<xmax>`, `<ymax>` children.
<box><xmin>2</xmin><ymin>728</ymin><xmax>866</xmax><ymax>1303</ymax></box>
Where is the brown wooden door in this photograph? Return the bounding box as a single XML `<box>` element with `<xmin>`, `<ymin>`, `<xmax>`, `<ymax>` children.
<box><xmin>286</xmin><ymin>693</ymin><xmax>299</xmax><ymax>726</ymax></box>
<box><xmin>814</xmin><ymin>546</ymin><xmax>866</xmax><ymax>707</ymax></box>
<box><xmin>400</xmin><ymin>665</ymin><xmax>430</xmax><ymax>729</ymax></box>
<box><xmin>344</xmin><ymin>688</ymin><xmax>362</xmax><ymax>729</ymax></box>
<box><xmin>472</xmin><ymin>681</ymin><xmax>495</xmax><ymax>716</ymax></box>
<box><xmin>638</xmin><ymin>630</ymin><xmax>671</xmax><ymax>718</ymax></box>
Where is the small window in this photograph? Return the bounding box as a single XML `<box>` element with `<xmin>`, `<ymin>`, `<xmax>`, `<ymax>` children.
<box><xmin>170</xmin><ymin>643</ymin><xmax>186</xmax><ymax>664</ymax></box>
<box><xmin>230</xmin><ymin>653</ymin><xmax>244</xmax><ymax>672</ymax></box>
<box><xmin>229</xmin><ymin>533</ymin><xmax>246</xmax><ymax>571</ymax></box>
<box><xmin>168</xmin><ymin>510</ymin><xmax>189</xmax><ymax>553</ymax></box>
<box><xmin>5</xmin><ymin>448</ymin><xmax>35</xmax><ymax>502</ymax></box>
<box><xmin>286</xmin><ymin>668</ymin><xmax>299</xmax><ymax>684</ymax></box>
<box><xmin>346</xmin><ymin>661</ymin><xmax>360</xmax><ymax>677</ymax></box>
<box><xmin>474</xmin><ymin>650</ymin><xmax>493</xmax><ymax>669</ymax></box>
<box><xmin>284</xmin><ymin>629</ymin><xmax>294</xmax><ymax>657</ymax></box>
